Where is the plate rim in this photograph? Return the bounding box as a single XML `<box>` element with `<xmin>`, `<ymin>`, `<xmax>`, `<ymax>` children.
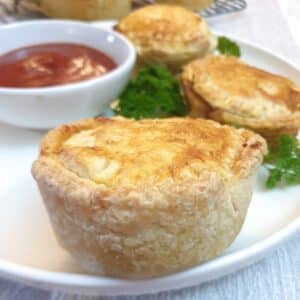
<box><xmin>0</xmin><ymin>30</ymin><xmax>299</xmax><ymax>296</ymax></box>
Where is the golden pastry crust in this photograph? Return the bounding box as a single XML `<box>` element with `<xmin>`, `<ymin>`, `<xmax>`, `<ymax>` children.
<box><xmin>38</xmin><ymin>0</ymin><xmax>131</xmax><ymax>20</ymax></box>
<box><xmin>181</xmin><ymin>55</ymin><xmax>300</xmax><ymax>142</ymax></box>
<box><xmin>115</xmin><ymin>4</ymin><xmax>216</xmax><ymax>72</ymax></box>
<box><xmin>32</xmin><ymin>117</ymin><xmax>266</xmax><ymax>278</ymax></box>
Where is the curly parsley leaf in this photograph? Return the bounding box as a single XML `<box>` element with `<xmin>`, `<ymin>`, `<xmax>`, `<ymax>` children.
<box><xmin>115</xmin><ymin>65</ymin><xmax>187</xmax><ymax>120</ymax></box>
<box><xmin>264</xmin><ymin>135</ymin><xmax>300</xmax><ymax>188</ymax></box>
<box><xmin>217</xmin><ymin>36</ymin><xmax>241</xmax><ymax>57</ymax></box>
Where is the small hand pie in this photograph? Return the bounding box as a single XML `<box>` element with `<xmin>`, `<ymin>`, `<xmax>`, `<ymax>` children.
<box><xmin>181</xmin><ymin>55</ymin><xmax>300</xmax><ymax>142</ymax></box>
<box><xmin>32</xmin><ymin>117</ymin><xmax>266</xmax><ymax>279</ymax></box>
<box><xmin>36</xmin><ymin>0</ymin><xmax>131</xmax><ymax>20</ymax></box>
<box><xmin>115</xmin><ymin>4</ymin><xmax>216</xmax><ymax>72</ymax></box>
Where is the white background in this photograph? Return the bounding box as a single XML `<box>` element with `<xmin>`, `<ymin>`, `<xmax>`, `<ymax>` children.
<box><xmin>0</xmin><ymin>0</ymin><xmax>299</xmax><ymax>299</ymax></box>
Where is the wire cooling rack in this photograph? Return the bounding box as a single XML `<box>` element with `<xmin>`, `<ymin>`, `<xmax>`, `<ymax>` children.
<box><xmin>201</xmin><ymin>0</ymin><xmax>247</xmax><ymax>17</ymax></box>
<box><xmin>133</xmin><ymin>0</ymin><xmax>247</xmax><ymax>17</ymax></box>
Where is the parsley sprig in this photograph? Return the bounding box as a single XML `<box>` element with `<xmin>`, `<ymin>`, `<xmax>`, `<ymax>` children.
<box><xmin>217</xmin><ymin>36</ymin><xmax>241</xmax><ymax>57</ymax></box>
<box><xmin>264</xmin><ymin>135</ymin><xmax>300</xmax><ymax>188</ymax></box>
<box><xmin>115</xmin><ymin>65</ymin><xmax>187</xmax><ymax>120</ymax></box>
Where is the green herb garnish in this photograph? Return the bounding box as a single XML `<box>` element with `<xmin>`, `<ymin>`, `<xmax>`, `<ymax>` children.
<box><xmin>115</xmin><ymin>65</ymin><xmax>187</xmax><ymax>120</ymax></box>
<box><xmin>264</xmin><ymin>135</ymin><xmax>300</xmax><ymax>188</ymax></box>
<box><xmin>217</xmin><ymin>36</ymin><xmax>241</xmax><ymax>57</ymax></box>
<box><xmin>232</xmin><ymin>123</ymin><xmax>242</xmax><ymax>129</ymax></box>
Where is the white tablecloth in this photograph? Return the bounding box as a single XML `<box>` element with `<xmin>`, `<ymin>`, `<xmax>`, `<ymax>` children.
<box><xmin>0</xmin><ymin>0</ymin><xmax>299</xmax><ymax>299</ymax></box>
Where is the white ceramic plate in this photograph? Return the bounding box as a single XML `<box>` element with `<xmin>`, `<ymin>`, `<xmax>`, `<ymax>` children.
<box><xmin>0</xmin><ymin>27</ymin><xmax>299</xmax><ymax>296</ymax></box>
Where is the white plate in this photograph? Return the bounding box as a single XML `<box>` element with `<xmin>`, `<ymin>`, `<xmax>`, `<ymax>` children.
<box><xmin>0</xmin><ymin>29</ymin><xmax>299</xmax><ymax>296</ymax></box>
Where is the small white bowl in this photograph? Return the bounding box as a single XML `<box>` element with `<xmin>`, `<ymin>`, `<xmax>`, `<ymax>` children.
<box><xmin>0</xmin><ymin>20</ymin><xmax>136</xmax><ymax>129</ymax></box>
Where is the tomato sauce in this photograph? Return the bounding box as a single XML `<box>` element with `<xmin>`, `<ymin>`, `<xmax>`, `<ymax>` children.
<box><xmin>0</xmin><ymin>43</ymin><xmax>117</xmax><ymax>88</ymax></box>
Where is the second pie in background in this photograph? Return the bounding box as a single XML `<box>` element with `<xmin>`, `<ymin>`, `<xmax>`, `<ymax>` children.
<box><xmin>181</xmin><ymin>55</ymin><xmax>300</xmax><ymax>142</ymax></box>
<box><xmin>115</xmin><ymin>4</ymin><xmax>216</xmax><ymax>72</ymax></box>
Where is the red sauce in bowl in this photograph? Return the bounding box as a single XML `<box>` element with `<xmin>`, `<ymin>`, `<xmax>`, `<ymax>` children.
<box><xmin>0</xmin><ymin>43</ymin><xmax>117</xmax><ymax>88</ymax></box>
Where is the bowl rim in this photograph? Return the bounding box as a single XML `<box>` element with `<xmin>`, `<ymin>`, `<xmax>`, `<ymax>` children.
<box><xmin>0</xmin><ymin>20</ymin><xmax>136</xmax><ymax>95</ymax></box>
